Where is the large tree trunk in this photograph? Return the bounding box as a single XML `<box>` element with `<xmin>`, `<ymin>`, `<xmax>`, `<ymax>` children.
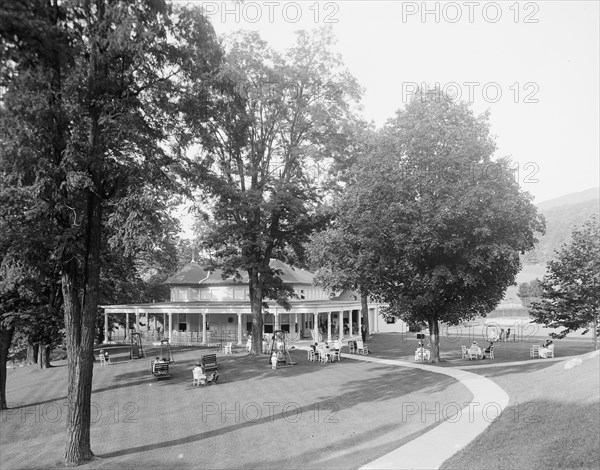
<box><xmin>27</xmin><ymin>343</ymin><xmax>39</xmax><ymax>365</ymax></box>
<box><xmin>249</xmin><ymin>268</ymin><xmax>264</xmax><ymax>355</ymax></box>
<box><xmin>38</xmin><ymin>344</ymin><xmax>51</xmax><ymax>369</ymax></box>
<box><xmin>428</xmin><ymin>314</ymin><xmax>441</xmax><ymax>363</ymax></box>
<box><xmin>360</xmin><ymin>289</ymin><xmax>370</xmax><ymax>341</ymax></box>
<box><xmin>0</xmin><ymin>324</ymin><xmax>15</xmax><ymax>410</ymax></box>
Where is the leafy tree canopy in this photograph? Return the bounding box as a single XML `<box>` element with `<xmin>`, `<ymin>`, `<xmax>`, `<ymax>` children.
<box><xmin>530</xmin><ymin>215</ymin><xmax>600</xmax><ymax>344</ymax></box>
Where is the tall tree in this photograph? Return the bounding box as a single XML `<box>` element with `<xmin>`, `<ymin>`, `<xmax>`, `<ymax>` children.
<box><xmin>530</xmin><ymin>216</ymin><xmax>600</xmax><ymax>348</ymax></box>
<box><xmin>1</xmin><ymin>0</ymin><xmax>221</xmax><ymax>464</ymax></box>
<box><xmin>327</xmin><ymin>92</ymin><xmax>544</xmax><ymax>362</ymax></box>
<box><xmin>190</xmin><ymin>28</ymin><xmax>362</xmax><ymax>354</ymax></box>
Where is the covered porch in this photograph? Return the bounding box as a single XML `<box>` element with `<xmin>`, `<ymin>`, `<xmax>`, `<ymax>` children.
<box><xmin>101</xmin><ymin>300</ymin><xmax>379</xmax><ymax>346</ymax></box>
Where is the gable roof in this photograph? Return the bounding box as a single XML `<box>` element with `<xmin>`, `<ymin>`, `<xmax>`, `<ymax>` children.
<box><xmin>164</xmin><ymin>259</ymin><xmax>314</xmax><ymax>286</ymax></box>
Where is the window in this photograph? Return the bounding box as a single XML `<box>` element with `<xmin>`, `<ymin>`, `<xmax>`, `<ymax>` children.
<box><xmin>386</xmin><ymin>317</ymin><xmax>396</xmax><ymax>324</ymax></box>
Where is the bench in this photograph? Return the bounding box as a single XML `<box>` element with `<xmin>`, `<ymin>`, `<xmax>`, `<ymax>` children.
<box><xmin>151</xmin><ymin>361</ymin><xmax>171</xmax><ymax>380</ymax></box>
<box><xmin>201</xmin><ymin>354</ymin><xmax>218</xmax><ymax>372</ymax></box>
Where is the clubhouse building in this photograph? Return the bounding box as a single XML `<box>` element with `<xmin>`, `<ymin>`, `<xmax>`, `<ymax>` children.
<box><xmin>101</xmin><ymin>260</ymin><xmax>406</xmax><ymax>345</ymax></box>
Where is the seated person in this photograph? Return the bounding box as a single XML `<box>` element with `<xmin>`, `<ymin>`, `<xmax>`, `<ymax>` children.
<box><xmin>192</xmin><ymin>362</ymin><xmax>206</xmax><ymax>385</ymax></box>
<box><xmin>153</xmin><ymin>356</ymin><xmax>167</xmax><ymax>374</ymax></box>
<box><xmin>99</xmin><ymin>349</ymin><xmax>110</xmax><ymax>361</ymax></box>
<box><xmin>539</xmin><ymin>340</ymin><xmax>554</xmax><ymax>358</ymax></box>
<box><xmin>468</xmin><ymin>342</ymin><xmax>481</xmax><ymax>359</ymax></box>
<box><xmin>481</xmin><ymin>342</ymin><xmax>494</xmax><ymax>359</ymax></box>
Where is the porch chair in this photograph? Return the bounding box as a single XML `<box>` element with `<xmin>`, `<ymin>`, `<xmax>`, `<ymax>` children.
<box><xmin>307</xmin><ymin>348</ymin><xmax>316</xmax><ymax>361</ymax></box>
<box><xmin>99</xmin><ymin>354</ymin><xmax>108</xmax><ymax>366</ymax></box>
<box><xmin>461</xmin><ymin>345</ymin><xmax>468</xmax><ymax>359</ymax></box>
<box><xmin>530</xmin><ymin>344</ymin><xmax>540</xmax><ymax>358</ymax></box>
<box><xmin>356</xmin><ymin>339</ymin><xmax>369</xmax><ymax>355</ymax></box>
<box><xmin>222</xmin><ymin>342</ymin><xmax>233</xmax><ymax>354</ymax></box>
<box><xmin>488</xmin><ymin>346</ymin><xmax>495</xmax><ymax>359</ymax></box>
<box><xmin>348</xmin><ymin>340</ymin><xmax>356</xmax><ymax>354</ymax></box>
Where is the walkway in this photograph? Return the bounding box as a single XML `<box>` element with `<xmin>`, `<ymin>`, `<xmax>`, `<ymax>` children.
<box><xmin>296</xmin><ymin>345</ymin><xmax>510</xmax><ymax>470</ymax></box>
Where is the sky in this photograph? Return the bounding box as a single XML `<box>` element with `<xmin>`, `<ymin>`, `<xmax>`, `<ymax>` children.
<box><xmin>189</xmin><ymin>0</ymin><xmax>599</xmax><ymax>204</ymax></box>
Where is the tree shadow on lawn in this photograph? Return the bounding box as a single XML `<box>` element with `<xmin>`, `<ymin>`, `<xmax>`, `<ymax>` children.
<box><xmin>96</xmin><ymin>355</ymin><xmax>466</xmax><ymax>462</ymax></box>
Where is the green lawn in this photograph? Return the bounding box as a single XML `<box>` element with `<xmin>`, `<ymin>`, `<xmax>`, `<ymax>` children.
<box><xmin>0</xmin><ymin>345</ymin><xmax>470</xmax><ymax>469</ymax></box>
<box><xmin>441</xmin><ymin>351</ymin><xmax>600</xmax><ymax>469</ymax></box>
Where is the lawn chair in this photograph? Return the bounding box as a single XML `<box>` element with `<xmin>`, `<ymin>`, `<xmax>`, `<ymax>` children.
<box><xmin>99</xmin><ymin>354</ymin><xmax>108</xmax><ymax>366</ymax></box>
<box><xmin>461</xmin><ymin>346</ymin><xmax>468</xmax><ymax>359</ymax></box>
<box><xmin>329</xmin><ymin>339</ymin><xmax>341</xmax><ymax>362</ymax></box>
<box><xmin>356</xmin><ymin>339</ymin><xmax>369</xmax><ymax>355</ymax></box>
<box><xmin>488</xmin><ymin>345</ymin><xmax>495</xmax><ymax>359</ymax></box>
<box><xmin>222</xmin><ymin>342</ymin><xmax>232</xmax><ymax>354</ymax></box>
<box><xmin>348</xmin><ymin>340</ymin><xmax>356</xmax><ymax>354</ymax></box>
<box><xmin>192</xmin><ymin>367</ymin><xmax>206</xmax><ymax>386</ymax></box>
<box><xmin>467</xmin><ymin>346</ymin><xmax>479</xmax><ymax>360</ymax></box>
<box><xmin>530</xmin><ymin>344</ymin><xmax>540</xmax><ymax>358</ymax></box>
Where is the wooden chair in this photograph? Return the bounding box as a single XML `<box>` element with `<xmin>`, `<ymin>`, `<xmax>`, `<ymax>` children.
<box><xmin>307</xmin><ymin>348</ymin><xmax>316</xmax><ymax>361</ymax></box>
<box><xmin>488</xmin><ymin>346</ymin><xmax>495</xmax><ymax>359</ymax></box>
<box><xmin>201</xmin><ymin>354</ymin><xmax>218</xmax><ymax>372</ymax></box>
<box><xmin>99</xmin><ymin>354</ymin><xmax>107</xmax><ymax>366</ymax></box>
<box><xmin>530</xmin><ymin>344</ymin><xmax>540</xmax><ymax>358</ymax></box>
<box><xmin>151</xmin><ymin>361</ymin><xmax>171</xmax><ymax>380</ymax></box>
<box><xmin>348</xmin><ymin>340</ymin><xmax>356</xmax><ymax>354</ymax></box>
<box><xmin>356</xmin><ymin>339</ymin><xmax>369</xmax><ymax>355</ymax></box>
<box><xmin>222</xmin><ymin>342</ymin><xmax>232</xmax><ymax>354</ymax></box>
<box><xmin>461</xmin><ymin>346</ymin><xmax>468</xmax><ymax>359</ymax></box>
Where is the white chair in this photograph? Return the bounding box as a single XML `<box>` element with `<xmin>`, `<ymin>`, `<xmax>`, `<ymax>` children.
<box><xmin>461</xmin><ymin>346</ymin><xmax>468</xmax><ymax>359</ymax></box>
<box><xmin>246</xmin><ymin>338</ymin><xmax>252</xmax><ymax>352</ymax></box>
<box><xmin>99</xmin><ymin>354</ymin><xmax>107</xmax><ymax>366</ymax></box>
<box><xmin>356</xmin><ymin>339</ymin><xmax>369</xmax><ymax>355</ymax></box>
<box><xmin>307</xmin><ymin>348</ymin><xmax>316</xmax><ymax>361</ymax></box>
<box><xmin>530</xmin><ymin>344</ymin><xmax>540</xmax><ymax>358</ymax></box>
<box><xmin>222</xmin><ymin>342</ymin><xmax>232</xmax><ymax>354</ymax></box>
<box><xmin>468</xmin><ymin>346</ymin><xmax>479</xmax><ymax>360</ymax></box>
<box><xmin>192</xmin><ymin>367</ymin><xmax>206</xmax><ymax>386</ymax></box>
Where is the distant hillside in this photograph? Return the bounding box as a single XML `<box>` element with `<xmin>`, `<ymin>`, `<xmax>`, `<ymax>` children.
<box><xmin>525</xmin><ymin>188</ymin><xmax>599</xmax><ymax>267</ymax></box>
<box><xmin>537</xmin><ymin>187</ymin><xmax>599</xmax><ymax>211</ymax></box>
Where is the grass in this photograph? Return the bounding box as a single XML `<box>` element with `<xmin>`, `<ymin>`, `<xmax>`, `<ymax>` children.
<box><xmin>0</xmin><ymin>344</ymin><xmax>470</xmax><ymax>470</ymax></box>
<box><xmin>2</xmin><ymin>334</ymin><xmax>597</xmax><ymax>469</ymax></box>
<box><xmin>441</xmin><ymin>351</ymin><xmax>600</xmax><ymax>469</ymax></box>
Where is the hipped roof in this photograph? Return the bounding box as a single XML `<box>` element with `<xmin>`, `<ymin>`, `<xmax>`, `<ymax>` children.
<box><xmin>164</xmin><ymin>259</ymin><xmax>314</xmax><ymax>286</ymax></box>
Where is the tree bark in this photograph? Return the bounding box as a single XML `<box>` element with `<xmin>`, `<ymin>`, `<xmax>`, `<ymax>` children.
<box><xmin>27</xmin><ymin>343</ymin><xmax>39</xmax><ymax>365</ymax></box>
<box><xmin>38</xmin><ymin>344</ymin><xmax>52</xmax><ymax>369</ymax></box>
<box><xmin>249</xmin><ymin>268</ymin><xmax>264</xmax><ymax>355</ymax></box>
<box><xmin>428</xmin><ymin>314</ymin><xmax>441</xmax><ymax>363</ymax></box>
<box><xmin>360</xmin><ymin>289</ymin><xmax>370</xmax><ymax>341</ymax></box>
<box><xmin>0</xmin><ymin>324</ymin><xmax>15</xmax><ymax>410</ymax></box>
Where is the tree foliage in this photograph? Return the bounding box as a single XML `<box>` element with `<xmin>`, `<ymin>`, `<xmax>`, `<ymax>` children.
<box><xmin>189</xmin><ymin>28</ymin><xmax>362</xmax><ymax>353</ymax></box>
<box><xmin>530</xmin><ymin>216</ymin><xmax>600</xmax><ymax>346</ymax></box>
<box><xmin>1</xmin><ymin>0</ymin><xmax>222</xmax><ymax>463</ymax></box>
<box><xmin>321</xmin><ymin>92</ymin><xmax>545</xmax><ymax>361</ymax></box>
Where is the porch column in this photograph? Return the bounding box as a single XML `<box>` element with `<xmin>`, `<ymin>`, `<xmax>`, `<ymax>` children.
<box><xmin>313</xmin><ymin>311</ymin><xmax>318</xmax><ymax>342</ymax></box>
<box><xmin>104</xmin><ymin>311</ymin><xmax>109</xmax><ymax>343</ymax></box>
<box><xmin>168</xmin><ymin>312</ymin><xmax>173</xmax><ymax>341</ymax></box>
<box><xmin>327</xmin><ymin>311</ymin><xmax>332</xmax><ymax>341</ymax></box>
<box><xmin>294</xmin><ymin>313</ymin><xmax>298</xmax><ymax>338</ymax></box>
<box><xmin>340</xmin><ymin>311</ymin><xmax>345</xmax><ymax>341</ymax></box>
<box><xmin>202</xmin><ymin>311</ymin><xmax>207</xmax><ymax>345</ymax></box>
<box><xmin>135</xmin><ymin>311</ymin><xmax>140</xmax><ymax>333</ymax></box>
<box><xmin>163</xmin><ymin>313</ymin><xmax>166</xmax><ymax>337</ymax></box>
<box><xmin>237</xmin><ymin>313</ymin><xmax>243</xmax><ymax>345</ymax></box>
<box><xmin>125</xmin><ymin>313</ymin><xmax>129</xmax><ymax>340</ymax></box>
<box><xmin>274</xmin><ymin>310</ymin><xmax>280</xmax><ymax>331</ymax></box>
